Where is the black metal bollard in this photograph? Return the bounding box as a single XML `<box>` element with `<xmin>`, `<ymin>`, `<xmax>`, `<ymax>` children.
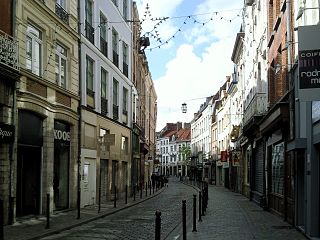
<box><xmin>77</xmin><ymin>188</ymin><xmax>81</xmax><ymax>219</ymax></box>
<box><xmin>145</xmin><ymin>182</ymin><xmax>148</xmax><ymax>197</ymax></box>
<box><xmin>140</xmin><ymin>183</ymin><xmax>143</xmax><ymax>199</ymax></box>
<box><xmin>133</xmin><ymin>185</ymin><xmax>136</xmax><ymax>201</ymax></box>
<box><xmin>114</xmin><ymin>187</ymin><xmax>117</xmax><ymax>208</ymax></box>
<box><xmin>125</xmin><ymin>184</ymin><xmax>128</xmax><ymax>204</ymax></box>
<box><xmin>46</xmin><ymin>193</ymin><xmax>50</xmax><ymax>229</ymax></box>
<box><xmin>149</xmin><ymin>181</ymin><xmax>152</xmax><ymax>195</ymax></box>
<box><xmin>192</xmin><ymin>195</ymin><xmax>197</xmax><ymax>232</ymax></box>
<box><xmin>182</xmin><ymin>200</ymin><xmax>186</xmax><ymax>240</ymax></box>
<box><xmin>153</xmin><ymin>183</ymin><xmax>155</xmax><ymax>194</ymax></box>
<box><xmin>0</xmin><ymin>198</ymin><xmax>4</xmax><ymax>240</ymax></box>
<box><xmin>199</xmin><ymin>191</ymin><xmax>202</xmax><ymax>222</ymax></box>
<box><xmin>202</xmin><ymin>189</ymin><xmax>205</xmax><ymax>216</ymax></box>
<box><xmin>155</xmin><ymin>210</ymin><xmax>161</xmax><ymax>240</ymax></box>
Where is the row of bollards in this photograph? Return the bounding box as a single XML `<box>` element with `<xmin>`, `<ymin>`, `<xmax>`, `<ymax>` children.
<box><xmin>154</xmin><ymin>181</ymin><xmax>209</xmax><ymax>240</ymax></box>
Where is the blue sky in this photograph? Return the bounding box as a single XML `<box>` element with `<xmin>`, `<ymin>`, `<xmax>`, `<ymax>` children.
<box><xmin>136</xmin><ymin>0</ymin><xmax>243</xmax><ymax>131</ymax></box>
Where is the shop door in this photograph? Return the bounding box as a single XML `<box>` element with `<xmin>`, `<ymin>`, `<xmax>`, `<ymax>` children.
<box><xmin>54</xmin><ymin>143</ymin><xmax>69</xmax><ymax>210</ymax></box>
<box><xmin>100</xmin><ymin>159</ymin><xmax>109</xmax><ymax>202</ymax></box>
<box><xmin>285</xmin><ymin>151</ymin><xmax>295</xmax><ymax>224</ymax></box>
<box><xmin>81</xmin><ymin>158</ymin><xmax>96</xmax><ymax>206</ymax></box>
<box><xmin>224</xmin><ymin>168</ymin><xmax>229</xmax><ymax>188</ymax></box>
<box><xmin>16</xmin><ymin>145</ymin><xmax>41</xmax><ymax>216</ymax></box>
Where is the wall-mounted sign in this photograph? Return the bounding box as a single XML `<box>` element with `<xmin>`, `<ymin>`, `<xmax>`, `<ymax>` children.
<box><xmin>298</xmin><ymin>25</ymin><xmax>320</xmax><ymax>101</ymax></box>
<box><xmin>299</xmin><ymin>49</ymin><xmax>320</xmax><ymax>89</ymax></box>
<box><xmin>0</xmin><ymin>123</ymin><xmax>14</xmax><ymax>143</ymax></box>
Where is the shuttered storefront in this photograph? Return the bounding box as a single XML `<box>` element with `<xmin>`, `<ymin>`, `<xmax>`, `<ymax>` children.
<box><xmin>253</xmin><ymin>139</ymin><xmax>264</xmax><ymax>205</ymax></box>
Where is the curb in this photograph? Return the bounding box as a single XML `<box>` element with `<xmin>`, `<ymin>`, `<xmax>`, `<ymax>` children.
<box><xmin>23</xmin><ymin>187</ymin><xmax>166</xmax><ymax>240</ymax></box>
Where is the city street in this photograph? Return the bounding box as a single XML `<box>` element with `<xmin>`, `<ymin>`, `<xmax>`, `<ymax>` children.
<box><xmin>35</xmin><ymin>178</ymin><xmax>307</xmax><ymax>240</ymax></box>
<box><xmin>40</xmin><ymin>178</ymin><xmax>197</xmax><ymax>240</ymax></box>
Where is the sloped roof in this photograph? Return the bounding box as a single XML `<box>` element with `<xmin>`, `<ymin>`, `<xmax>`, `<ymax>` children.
<box><xmin>176</xmin><ymin>128</ymin><xmax>191</xmax><ymax>141</ymax></box>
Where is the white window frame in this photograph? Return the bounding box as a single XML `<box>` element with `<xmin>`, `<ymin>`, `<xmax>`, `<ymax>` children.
<box><xmin>86</xmin><ymin>56</ymin><xmax>94</xmax><ymax>91</ymax></box>
<box><xmin>55</xmin><ymin>43</ymin><xmax>67</xmax><ymax>88</ymax></box>
<box><xmin>101</xmin><ymin>68</ymin><xmax>108</xmax><ymax>99</ymax></box>
<box><xmin>26</xmin><ymin>24</ymin><xmax>42</xmax><ymax>76</ymax></box>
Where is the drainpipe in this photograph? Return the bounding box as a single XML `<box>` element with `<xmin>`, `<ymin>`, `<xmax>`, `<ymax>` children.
<box><xmin>9</xmin><ymin>0</ymin><xmax>18</xmax><ymax>225</ymax></box>
<box><xmin>286</xmin><ymin>0</ymin><xmax>293</xmax><ymax>222</ymax></box>
<box><xmin>77</xmin><ymin>0</ymin><xmax>81</xmax><ymax>219</ymax></box>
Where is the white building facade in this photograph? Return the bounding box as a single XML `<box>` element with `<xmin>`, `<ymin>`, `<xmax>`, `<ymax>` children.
<box><xmin>79</xmin><ymin>0</ymin><xmax>135</xmax><ymax>206</ymax></box>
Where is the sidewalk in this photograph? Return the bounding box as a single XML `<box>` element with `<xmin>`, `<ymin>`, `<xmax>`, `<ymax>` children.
<box><xmin>4</xmin><ymin>187</ymin><xmax>165</xmax><ymax>240</ymax></box>
<box><xmin>185</xmin><ymin>185</ymin><xmax>308</xmax><ymax>240</ymax></box>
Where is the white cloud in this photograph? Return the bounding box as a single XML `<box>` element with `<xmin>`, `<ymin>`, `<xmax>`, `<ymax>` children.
<box><xmin>155</xmin><ymin>38</ymin><xmax>236</xmax><ymax>131</ymax></box>
<box><xmin>134</xmin><ymin>0</ymin><xmax>243</xmax><ymax>131</ymax></box>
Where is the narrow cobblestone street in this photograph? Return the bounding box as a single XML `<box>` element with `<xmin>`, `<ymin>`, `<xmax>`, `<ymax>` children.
<box><xmin>40</xmin><ymin>178</ymin><xmax>196</xmax><ymax>240</ymax></box>
<box><xmin>30</xmin><ymin>178</ymin><xmax>308</xmax><ymax>240</ymax></box>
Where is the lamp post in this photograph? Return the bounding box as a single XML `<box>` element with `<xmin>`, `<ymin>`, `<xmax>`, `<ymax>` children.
<box><xmin>181</xmin><ymin>103</ymin><xmax>187</xmax><ymax>113</ymax></box>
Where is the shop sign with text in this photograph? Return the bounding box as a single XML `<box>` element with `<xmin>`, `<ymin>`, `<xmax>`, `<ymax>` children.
<box><xmin>0</xmin><ymin>123</ymin><xmax>14</xmax><ymax>143</ymax></box>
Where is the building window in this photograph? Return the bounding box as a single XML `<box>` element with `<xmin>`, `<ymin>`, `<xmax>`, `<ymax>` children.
<box><xmin>112</xmin><ymin>28</ymin><xmax>119</xmax><ymax>67</ymax></box>
<box><xmin>26</xmin><ymin>24</ymin><xmax>42</xmax><ymax>76</ymax></box>
<box><xmin>55</xmin><ymin>0</ymin><xmax>69</xmax><ymax>24</ymax></box>
<box><xmin>113</xmin><ymin>78</ymin><xmax>119</xmax><ymax>120</ymax></box>
<box><xmin>101</xmin><ymin>68</ymin><xmax>108</xmax><ymax>115</ymax></box>
<box><xmin>122</xmin><ymin>42</ymin><xmax>128</xmax><ymax>77</ymax></box>
<box><xmin>85</xmin><ymin>0</ymin><xmax>94</xmax><ymax>43</ymax></box>
<box><xmin>86</xmin><ymin>56</ymin><xmax>94</xmax><ymax>93</ymax></box>
<box><xmin>123</xmin><ymin>0</ymin><xmax>128</xmax><ymax>20</ymax></box>
<box><xmin>55</xmin><ymin>43</ymin><xmax>67</xmax><ymax>88</ymax></box>
<box><xmin>121</xmin><ymin>136</ymin><xmax>128</xmax><ymax>154</ymax></box>
<box><xmin>100</xmin><ymin>13</ymin><xmax>108</xmax><ymax>57</ymax></box>
<box><xmin>123</xmin><ymin>87</ymin><xmax>128</xmax><ymax>112</ymax></box>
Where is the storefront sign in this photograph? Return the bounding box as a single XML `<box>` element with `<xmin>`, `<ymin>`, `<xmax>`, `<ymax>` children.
<box><xmin>299</xmin><ymin>49</ymin><xmax>320</xmax><ymax>89</ymax></box>
<box><xmin>298</xmin><ymin>25</ymin><xmax>320</xmax><ymax>101</ymax></box>
<box><xmin>0</xmin><ymin>123</ymin><xmax>14</xmax><ymax>143</ymax></box>
<box><xmin>54</xmin><ymin>121</ymin><xmax>70</xmax><ymax>144</ymax></box>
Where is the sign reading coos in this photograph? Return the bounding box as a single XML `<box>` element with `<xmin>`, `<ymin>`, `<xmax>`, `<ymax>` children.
<box><xmin>54</xmin><ymin>121</ymin><xmax>70</xmax><ymax>142</ymax></box>
<box><xmin>54</xmin><ymin>129</ymin><xmax>70</xmax><ymax>141</ymax></box>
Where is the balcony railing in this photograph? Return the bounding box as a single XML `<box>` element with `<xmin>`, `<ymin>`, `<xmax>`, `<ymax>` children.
<box><xmin>243</xmin><ymin>93</ymin><xmax>267</xmax><ymax>125</ymax></box>
<box><xmin>101</xmin><ymin>98</ymin><xmax>108</xmax><ymax>116</ymax></box>
<box><xmin>123</xmin><ymin>62</ymin><xmax>128</xmax><ymax>77</ymax></box>
<box><xmin>100</xmin><ymin>37</ymin><xmax>108</xmax><ymax>57</ymax></box>
<box><xmin>113</xmin><ymin>51</ymin><xmax>119</xmax><ymax>67</ymax></box>
<box><xmin>55</xmin><ymin>3</ymin><xmax>69</xmax><ymax>24</ymax></box>
<box><xmin>0</xmin><ymin>30</ymin><xmax>19</xmax><ymax>72</ymax></box>
<box><xmin>85</xmin><ymin>20</ymin><xmax>94</xmax><ymax>44</ymax></box>
<box><xmin>113</xmin><ymin>104</ymin><xmax>119</xmax><ymax>120</ymax></box>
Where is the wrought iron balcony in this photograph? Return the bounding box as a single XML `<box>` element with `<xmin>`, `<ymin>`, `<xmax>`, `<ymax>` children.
<box><xmin>101</xmin><ymin>98</ymin><xmax>108</xmax><ymax>116</ymax></box>
<box><xmin>243</xmin><ymin>93</ymin><xmax>268</xmax><ymax>126</ymax></box>
<box><xmin>100</xmin><ymin>37</ymin><xmax>108</xmax><ymax>57</ymax></box>
<box><xmin>55</xmin><ymin>3</ymin><xmax>69</xmax><ymax>24</ymax></box>
<box><xmin>0</xmin><ymin>30</ymin><xmax>19</xmax><ymax>72</ymax></box>
<box><xmin>113</xmin><ymin>51</ymin><xmax>119</xmax><ymax>67</ymax></box>
<box><xmin>113</xmin><ymin>104</ymin><xmax>119</xmax><ymax>120</ymax></box>
<box><xmin>85</xmin><ymin>20</ymin><xmax>94</xmax><ymax>44</ymax></box>
<box><xmin>123</xmin><ymin>62</ymin><xmax>128</xmax><ymax>77</ymax></box>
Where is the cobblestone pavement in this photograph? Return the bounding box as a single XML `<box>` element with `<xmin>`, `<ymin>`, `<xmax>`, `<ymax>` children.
<box><xmin>40</xmin><ymin>177</ymin><xmax>197</xmax><ymax>240</ymax></box>
<box><xmin>169</xmin><ymin>184</ymin><xmax>308</xmax><ymax>240</ymax></box>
